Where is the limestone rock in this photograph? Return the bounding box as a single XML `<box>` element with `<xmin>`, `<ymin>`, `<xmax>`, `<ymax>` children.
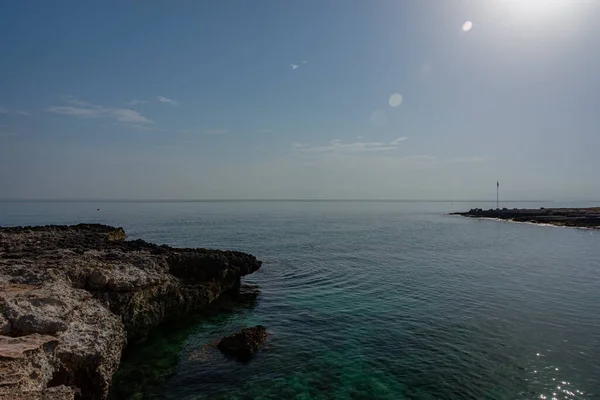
<box><xmin>43</xmin><ymin>386</ymin><xmax>76</xmax><ymax>400</ymax></box>
<box><xmin>0</xmin><ymin>334</ymin><xmax>59</xmax><ymax>400</ymax></box>
<box><xmin>0</xmin><ymin>224</ymin><xmax>261</xmax><ymax>400</ymax></box>
<box><xmin>105</xmin><ymin>228</ymin><xmax>126</xmax><ymax>242</ymax></box>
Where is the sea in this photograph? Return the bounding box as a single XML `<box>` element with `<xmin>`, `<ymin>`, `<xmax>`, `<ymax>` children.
<box><xmin>1</xmin><ymin>200</ymin><xmax>599</xmax><ymax>400</ymax></box>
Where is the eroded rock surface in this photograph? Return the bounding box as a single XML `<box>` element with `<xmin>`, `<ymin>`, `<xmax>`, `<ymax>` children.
<box><xmin>0</xmin><ymin>224</ymin><xmax>261</xmax><ymax>400</ymax></box>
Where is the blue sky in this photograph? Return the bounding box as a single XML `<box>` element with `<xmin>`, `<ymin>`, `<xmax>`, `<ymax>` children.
<box><xmin>1</xmin><ymin>0</ymin><xmax>599</xmax><ymax>200</ymax></box>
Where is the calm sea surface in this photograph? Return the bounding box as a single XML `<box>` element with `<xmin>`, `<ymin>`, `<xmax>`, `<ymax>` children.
<box><xmin>1</xmin><ymin>201</ymin><xmax>599</xmax><ymax>400</ymax></box>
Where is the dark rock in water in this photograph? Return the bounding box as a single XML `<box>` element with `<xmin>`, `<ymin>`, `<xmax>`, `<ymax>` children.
<box><xmin>451</xmin><ymin>207</ymin><xmax>600</xmax><ymax>229</ymax></box>
<box><xmin>0</xmin><ymin>224</ymin><xmax>262</xmax><ymax>400</ymax></box>
<box><xmin>218</xmin><ymin>325</ymin><xmax>267</xmax><ymax>361</ymax></box>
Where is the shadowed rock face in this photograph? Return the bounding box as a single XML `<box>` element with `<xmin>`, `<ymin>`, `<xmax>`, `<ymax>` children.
<box><xmin>0</xmin><ymin>224</ymin><xmax>261</xmax><ymax>400</ymax></box>
<box><xmin>451</xmin><ymin>207</ymin><xmax>600</xmax><ymax>229</ymax></box>
<box><xmin>218</xmin><ymin>325</ymin><xmax>267</xmax><ymax>362</ymax></box>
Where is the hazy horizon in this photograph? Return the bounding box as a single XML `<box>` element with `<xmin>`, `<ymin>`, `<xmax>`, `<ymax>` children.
<box><xmin>2</xmin><ymin>1</ymin><xmax>599</xmax><ymax>201</ymax></box>
<box><xmin>0</xmin><ymin>197</ymin><xmax>582</xmax><ymax>203</ymax></box>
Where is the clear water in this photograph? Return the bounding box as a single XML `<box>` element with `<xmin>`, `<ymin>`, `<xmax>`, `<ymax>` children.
<box><xmin>1</xmin><ymin>201</ymin><xmax>599</xmax><ymax>400</ymax></box>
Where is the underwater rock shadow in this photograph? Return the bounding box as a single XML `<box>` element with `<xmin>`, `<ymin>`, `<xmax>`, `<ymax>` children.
<box><xmin>108</xmin><ymin>283</ymin><xmax>262</xmax><ymax>400</ymax></box>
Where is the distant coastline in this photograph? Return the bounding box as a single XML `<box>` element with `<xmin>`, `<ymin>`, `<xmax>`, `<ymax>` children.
<box><xmin>451</xmin><ymin>208</ymin><xmax>600</xmax><ymax>229</ymax></box>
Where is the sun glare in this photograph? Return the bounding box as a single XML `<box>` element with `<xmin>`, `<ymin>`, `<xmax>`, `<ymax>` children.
<box><xmin>499</xmin><ymin>0</ymin><xmax>571</xmax><ymax>20</ymax></box>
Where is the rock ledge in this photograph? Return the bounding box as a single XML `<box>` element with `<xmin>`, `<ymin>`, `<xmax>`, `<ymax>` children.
<box><xmin>0</xmin><ymin>224</ymin><xmax>261</xmax><ymax>400</ymax></box>
<box><xmin>451</xmin><ymin>207</ymin><xmax>600</xmax><ymax>229</ymax></box>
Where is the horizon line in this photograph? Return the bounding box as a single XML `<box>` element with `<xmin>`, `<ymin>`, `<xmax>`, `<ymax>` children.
<box><xmin>0</xmin><ymin>198</ymin><xmax>565</xmax><ymax>203</ymax></box>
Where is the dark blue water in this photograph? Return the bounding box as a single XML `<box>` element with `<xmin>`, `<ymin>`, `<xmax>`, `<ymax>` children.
<box><xmin>1</xmin><ymin>201</ymin><xmax>599</xmax><ymax>400</ymax></box>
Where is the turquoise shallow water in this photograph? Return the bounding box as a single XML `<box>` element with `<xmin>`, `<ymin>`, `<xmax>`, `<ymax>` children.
<box><xmin>1</xmin><ymin>201</ymin><xmax>599</xmax><ymax>399</ymax></box>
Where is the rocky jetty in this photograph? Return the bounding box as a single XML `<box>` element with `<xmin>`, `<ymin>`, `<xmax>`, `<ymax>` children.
<box><xmin>218</xmin><ymin>325</ymin><xmax>267</xmax><ymax>362</ymax></box>
<box><xmin>451</xmin><ymin>207</ymin><xmax>600</xmax><ymax>229</ymax></box>
<box><xmin>0</xmin><ymin>224</ymin><xmax>261</xmax><ymax>400</ymax></box>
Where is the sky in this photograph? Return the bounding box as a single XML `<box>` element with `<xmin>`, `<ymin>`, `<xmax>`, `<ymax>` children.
<box><xmin>1</xmin><ymin>0</ymin><xmax>599</xmax><ymax>200</ymax></box>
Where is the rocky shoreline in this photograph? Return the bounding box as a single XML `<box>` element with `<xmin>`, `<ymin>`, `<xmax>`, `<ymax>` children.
<box><xmin>451</xmin><ymin>207</ymin><xmax>600</xmax><ymax>229</ymax></box>
<box><xmin>0</xmin><ymin>224</ymin><xmax>262</xmax><ymax>400</ymax></box>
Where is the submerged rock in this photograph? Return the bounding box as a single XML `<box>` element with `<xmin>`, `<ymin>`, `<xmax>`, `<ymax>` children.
<box><xmin>0</xmin><ymin>224</ymin><xmax>261</xmax><ymax>400</ymax></box>
<box><xmin>218</xmin><ymin>325</ymin><xmax>267</xmax><ymax>361</ymax></box>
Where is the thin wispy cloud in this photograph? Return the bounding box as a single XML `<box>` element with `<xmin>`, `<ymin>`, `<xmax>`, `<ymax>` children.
<box><xmin>156</xmin><ymin>96</ymin><xmax>179</xmax><ymax>106</ymax></box>
<box><xmin>290</xmin><ymin>60</ymin><xmax>307</xmax><ymax>70</ymax></box>
<box><xmin>60</xmin><ymin>95</ymin><xmax>90</xmax><ymax>107</ymax></box>
<box><xmin>0</xmin><ymin>106</ymin><xmax>30</xmax><ymax>116</ymax></box>
<box><xmin>46</xmin><ymin>106</ymin><xmax>101</xmax><ymax>118</ymax></box>
<box><xmin>110</xmin><ymin>109</ymin><xmax>154</xmax><ymax>123</ymax></box>
<box><xmin>296</xmin><ymin>140</ymin><xmax>399</xmax><ymax>153</ymax></box>
<box><xmin>294</xmin><ymin>136</ymin><xmax>409</xmax><ymax>154</ymax></box>
<box><xmin>390</xmin><ymin>137</ymin><xmax>408</xmax><ymax>145</ymax></box>
<box><xmin>167</xmin><ymin>128</ymin><xmax>227</xmax><ymax>135</ymax></box>
<box><xmin>131</xmin><ymin>124</ymin><xmax>155</xmax><ymax>131</ymax></box>
<box><xmin>127</xmin><ymin>100</ymin><xmax>149</xmax><ymax>106</ymax></box>
<box><xmin>46</xmin><ymin>96</ymin><xmax>154</xmax><ymax>124</ymax></box>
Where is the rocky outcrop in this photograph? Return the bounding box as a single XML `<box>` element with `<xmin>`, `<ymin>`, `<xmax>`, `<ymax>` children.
<box><xmin>451</xmin><ymin>207</ymin><xmax>600</xmax><ymax>229</ymax></box>
<box><xmin>218</xmin><ymin>325</ymin><xmax>267</xmax><ymax>361</ymax></box>
<box><xmin>0</xmin><ymin>224</ymin><xmax>261</xmax><ymax>400</ymax></box>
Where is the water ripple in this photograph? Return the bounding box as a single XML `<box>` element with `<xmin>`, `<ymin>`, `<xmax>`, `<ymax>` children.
<box><xmin>4</xmin><ymin>201</ymin><xmax>598</xmax><ymax>400</ymax></box>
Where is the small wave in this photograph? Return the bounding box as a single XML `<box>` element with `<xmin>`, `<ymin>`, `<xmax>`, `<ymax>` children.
<box><xmin>473</xmin><ymin>217</ymin><xmax>598</xmax><ymax>231</ymax></box>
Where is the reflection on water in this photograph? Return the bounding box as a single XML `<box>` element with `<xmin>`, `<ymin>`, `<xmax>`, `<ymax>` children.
<box><xmin>524</xmin><ymin>347</ymin><xmax>590</xmax><ymax>400</ymax></box>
